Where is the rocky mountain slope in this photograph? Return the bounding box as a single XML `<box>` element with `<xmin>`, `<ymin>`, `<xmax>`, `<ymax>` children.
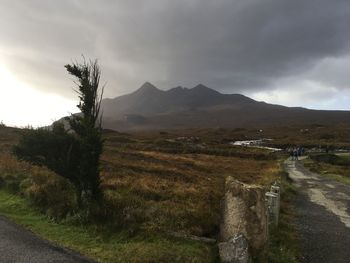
<box><xmin>100</xmin><ymin>82</ymin><xmax>350</xmax><ymax>131</ymax></box>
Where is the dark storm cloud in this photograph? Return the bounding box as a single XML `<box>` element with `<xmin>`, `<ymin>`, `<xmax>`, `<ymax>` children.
<box><xmin>1</xmin><ymin>0</ymin><xmax>350</xmax><ymax>98</ymax></box>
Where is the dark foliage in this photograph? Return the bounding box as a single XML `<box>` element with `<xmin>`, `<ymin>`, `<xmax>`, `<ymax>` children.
<box><xmin>65</xmin><ymin>59</ymin><xmax>104</xmax><ymax>204</ymax></box>
<box><xmin>310</xmin><ymin>153</ymin><xmax>350</xmax><ymax>166</ymax></box>
<box><xmin>14</xmin><ymin>123</ymin><xmax>81</xmax><ymax>189</ymax></box>
<box><xmin>14</xmin><ymin>58</ymin><xmax>105</xmax><ymax>207</ymax></box>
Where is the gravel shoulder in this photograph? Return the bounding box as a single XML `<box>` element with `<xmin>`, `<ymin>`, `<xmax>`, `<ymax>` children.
<box><xmin>0</xmin><ymin>215</ymin><xmax>94</xmax><ymax>263</ymax></box>
<box><xmin>285</xmin><ymin>158</ymin><xmax>350</xmax><ymax>263</ymax></box>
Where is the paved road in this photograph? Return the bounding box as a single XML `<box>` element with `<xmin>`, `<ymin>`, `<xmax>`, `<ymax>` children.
<box><xmin>285</xmin><ymin>158</ymin><xmax>350</xmax><ymax>263</ymax></box>
<box><xmin>0</xmin><ymin>216</ymin><xmax>94</xmax><ymax>263</ymax></box>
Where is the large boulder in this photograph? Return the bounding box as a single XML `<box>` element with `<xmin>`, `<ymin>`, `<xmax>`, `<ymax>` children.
<box><xmin>220</xmin><ymin>177</ymin><xmax>268</xmax><ymax>256</ymax></box>
<box><xmin>218</xmin><ymin>234</ymin><xmax>252</xmax><ymax>263</ymax></box>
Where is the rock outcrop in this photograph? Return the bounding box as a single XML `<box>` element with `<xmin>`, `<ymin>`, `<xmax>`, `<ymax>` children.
<box><xmin>219</xmin><ymin>177</ymin><xmax>268</xmax><ymax>257</ymax></box>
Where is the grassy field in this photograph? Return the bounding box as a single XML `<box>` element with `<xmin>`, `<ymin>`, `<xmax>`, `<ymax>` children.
<box><xmin>303</xmin><ymin>153</ymin><xmax>350</xmax><ymax>186</ymax></box>
<box><xmin>0</xmin><ymin>190</ymin><xmax>217</xmax><ymax>263</ymax></box>
<box><xmin>0</xmin><ymin>125</ymin><xmax>284</xmax><ymax>262</ymax></box>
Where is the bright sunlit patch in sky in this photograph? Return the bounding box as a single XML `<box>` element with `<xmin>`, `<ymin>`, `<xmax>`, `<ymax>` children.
<box><xmin>248</xmin><ymin>80</ymin><xmax>350</xmax><ymax>111</ymax></box>
<box><xmin>0</xmin><ymin>63</ymin><xmax>77</xmax><ymax>127</ymax></box>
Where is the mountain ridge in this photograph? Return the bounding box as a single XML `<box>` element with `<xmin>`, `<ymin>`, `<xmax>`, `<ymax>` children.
<box><xmin>100</xmin><ymin>82</ymin><xmax>350</xmax><ymax>131</ymax></box>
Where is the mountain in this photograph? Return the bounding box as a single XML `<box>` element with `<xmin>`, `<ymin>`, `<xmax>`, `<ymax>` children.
<box><xmin>100</xmin><ymin>82</ymin><xmax>350</xmax><ymax>131</ymax></box>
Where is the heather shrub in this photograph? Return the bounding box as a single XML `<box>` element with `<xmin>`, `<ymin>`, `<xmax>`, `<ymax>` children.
<box><xmin>24</xmin><ymin>167</ymin><xmax>76</xmax><ymax>219</ymax></box>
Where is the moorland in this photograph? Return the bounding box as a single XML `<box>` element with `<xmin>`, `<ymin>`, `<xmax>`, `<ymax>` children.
<box><xmin>0</xmin><ymin>122</ymin><xmax>349</xmax><ymax>262</ymax></box>
<box><xmin>0</xmin><ymin>124</ymin><xmax>280</xmax><ymax>262</ymax></box>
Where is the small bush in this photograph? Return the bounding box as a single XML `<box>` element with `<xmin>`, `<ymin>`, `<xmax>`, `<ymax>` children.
<box><xmin>24</xmin><ymin>168</ymin><xmax>76</xmax><ymax>219</ymax></box>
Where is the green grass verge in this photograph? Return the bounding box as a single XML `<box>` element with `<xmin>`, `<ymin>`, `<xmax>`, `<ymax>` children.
<box><xmin>303</xmin><ymin>156</ymin><xmax>350</xmax><ymax>186</ymax></box>
<box><xmin>0</xmin><ymin>190</ymin><xmax>218</xmax><ymax>263</ymax></box>
<box><xmin>267</xmin><ymin>172</ymin><xmax>301</xmax><ymax>263</ymax></box>
<box><xmin>317</xmin><ymin>173</ymin><xmax>350</xmax><ymax>186</ymax></box>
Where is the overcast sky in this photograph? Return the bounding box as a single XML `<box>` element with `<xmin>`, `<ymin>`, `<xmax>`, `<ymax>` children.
<box><xmin>1</xmin><ymin>0</ymin><xmax>350</xmax><ymax>126</ymax></box>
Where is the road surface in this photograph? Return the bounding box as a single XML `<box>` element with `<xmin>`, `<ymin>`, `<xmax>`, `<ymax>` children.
<box><xmin>285</xmin><ymin>158</ymin><xmax>350</xmax><ymax>263</ymax></box>
<box><xmin>0</xmin><ymin>216</ymin><xmax>93</xmax><ymax>263</ymax></box>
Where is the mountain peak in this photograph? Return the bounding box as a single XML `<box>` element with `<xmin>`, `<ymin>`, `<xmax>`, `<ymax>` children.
<box><xmin>135</xmin><ymin>82</ymin><xmax>160</xmax><ymax>94</ymax></box>
<box><xmin>193</xmin><ymin>84</ymin><xmax>208</xmax><ymax>89</ymax></box>
<box><xmin>141</xmin><ymin>81</ymin><xmax>158</xmax><ymax>89</ymax></box>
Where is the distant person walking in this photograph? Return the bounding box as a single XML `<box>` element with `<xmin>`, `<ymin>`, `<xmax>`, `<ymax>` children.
<box><xmin>293</xmin><ymin>148</ymin><xmax>298</xmax><ymax>161</ymax></box>
<box><xmin>289</xmin><ymin>148</ymin><xmax>294</xmax><ymax>160</ymax></box>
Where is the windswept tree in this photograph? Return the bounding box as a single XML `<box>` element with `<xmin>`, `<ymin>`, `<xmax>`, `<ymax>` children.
<box><xmin>14</xmin><ymin>58</ymin><xmax>104</xmax><ymax>207</ymax></box>
<box><xmin>65</xmin><ymin>59</ymin><xmax>104</xmax><ymax>203</ymax></box>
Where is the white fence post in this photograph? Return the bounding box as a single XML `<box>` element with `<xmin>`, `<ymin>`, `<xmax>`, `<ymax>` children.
<box><xmin>270</xmin><ymin>184</ymin><xmax>280</xmax><ymax>224</ymax></box>
<box><xmin>265</xmin><ymin>182</ymin><xmax>280</xmax><ymax>226</ymax></box>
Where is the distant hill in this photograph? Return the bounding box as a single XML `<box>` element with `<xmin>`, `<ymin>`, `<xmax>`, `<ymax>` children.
<box><xmin>100</xmin><ymin>82</ymin><xmax>350</xmax><ymax>131</ymax></box>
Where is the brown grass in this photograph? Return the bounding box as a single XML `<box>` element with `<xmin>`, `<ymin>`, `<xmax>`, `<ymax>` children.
<box><xmin>95</xmin><ymin>131</ymin><xmax>281</xmax><ymax>238</ymax></box>
<box><xmin>0</xmin><ymin>126</ymin><xmax>282</xmax><ymax>262</ymax></box>
<box><xmin>136</xmin><ymin>123</ymin><xmax>350</xmax><ymax>149</ymax></box>
<box><xmin>0</xmin><ymin>126</ymin><xmax>280</xmax><ymax>237</ymax></box>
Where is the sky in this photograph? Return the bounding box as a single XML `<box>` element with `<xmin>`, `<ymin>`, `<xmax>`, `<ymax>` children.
<box><xmin>1</xmin><ymin>0</ymin><xmax>350</xmax><ymax>126</ymax></box>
